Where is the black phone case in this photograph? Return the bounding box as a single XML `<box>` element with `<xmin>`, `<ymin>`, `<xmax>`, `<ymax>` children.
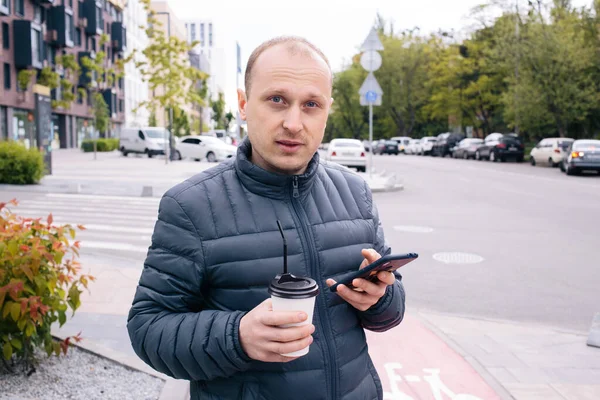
<box><xmin>330</xmin><ymin>253</ymin><xmax>418</xmax><ymax>292</ymax></box>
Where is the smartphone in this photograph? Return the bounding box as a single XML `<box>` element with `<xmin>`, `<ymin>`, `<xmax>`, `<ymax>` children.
<box><xmin>329</xmin><ymin>253</ymin><xmax>418</xmax><ymax>292</ymax></box>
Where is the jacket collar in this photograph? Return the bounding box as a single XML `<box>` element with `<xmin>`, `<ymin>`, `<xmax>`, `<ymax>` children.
<box><xmin>234</xmin><ymin>137</ymin><xmax>320</xmax><ymax>200</ymax></box>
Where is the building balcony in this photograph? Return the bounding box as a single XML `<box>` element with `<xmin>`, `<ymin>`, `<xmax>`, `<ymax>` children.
<box><xmin>78</xmin><ymin>51</ymin><xmax>97</xmax><ymax>87</ymax></box>
<box><xmin>82</xmin><ymin>0</ymin><xmax>103</xmax><ymax>36</ymax></box>
<box><xmin>102</xmin><ymin>88</ymin><xmax>117</xmax><ymax>119</ymax></box>
<box><xmin>13</xmin><ymin>21</ymin><xmax>44</xmax><ymax>70</ymax></box>
<box><xmin>49</xmin><ymin>6</ymin><xmax>75</xmax><ymax>48</ymax></box>
<box><xmin>111</xmin><ymin>22</ymin><xmax>126</xmax><ymax>53</ymax></box>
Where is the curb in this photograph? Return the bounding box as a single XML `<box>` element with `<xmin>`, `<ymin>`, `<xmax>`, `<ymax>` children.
<box><xmin>411</xmin><ymin>312</ymin><xmax>515</xmax><ymax>400</ymax></box>
<box><xmin>52</xmin><ymin>332</ymin><xmax>190</xmax><ymax>400</ymax></box>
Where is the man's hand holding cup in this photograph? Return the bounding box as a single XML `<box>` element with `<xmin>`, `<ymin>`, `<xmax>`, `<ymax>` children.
<box><xmin>239</xmin><ymin>299</ymin><xmax>315</xmax><ymax>363</ymax></box>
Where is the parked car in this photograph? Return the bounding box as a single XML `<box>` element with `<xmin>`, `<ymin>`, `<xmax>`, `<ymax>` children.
<box><xmin>475</xmin><ymin>133</ymin><xmax>525</xmax><ymax>162</ymax></box>
<box><xmin>326</xmin><ymin>138</ymin><xmax>367</xmax><ymax>172</ymax></box>
<box><xmin>530</xmin><ymin>137</ymin><xmax>574</xmax><ymax>167</ymax></box>
<box><xmin>373</xmin><ymin>140</ymin><xmax>400</xmax><ymax>155</ymax></box>
<box><xmin>119</xmin><ymin>127</ymin><xmax>170</xmax><ymax>158</ymax></box>
<box><xmin>418</xmin><ymin>136</ymin><xmax>437</xmax><ymax>155</ymax></box>
<box><xmin>432</xmin><ymin>133</ymin><xmax>466</xmax><ymax>157</ymax></box>
<box><xmin>452</xmin><ymin>138</ymin><xmax>484</xmax><ymax>159</ymax></box>
<box><xmin>390</xmin><ymin>136</ymin><xmax>411</xmax><ymax>153</ymax></box>
<box><xmin>176</xmin><ymin>135</ymin><xmax>237</xmax><ymax>162</ymax></box>
<box><xmin>405</xmin><ymin>139</ymin><xmax>421</xmax><ymax>155</ymax></box>
<box><xmin>560</xmin><ymin>139</ymin><xmax>600</xmax><ymax>175</ymax></box>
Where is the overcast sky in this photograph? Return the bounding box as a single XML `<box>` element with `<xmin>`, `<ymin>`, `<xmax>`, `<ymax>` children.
<box><xmin>167</xmin><ymin>0</ymin><xmax>593</xmax><ymax>113</ymax></box>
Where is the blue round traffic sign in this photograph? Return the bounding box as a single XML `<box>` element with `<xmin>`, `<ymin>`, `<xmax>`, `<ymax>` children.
<box><xmin>366</xmin><ymin>91</ymin><xmax>378</xmax><ymax>103</ymax></box>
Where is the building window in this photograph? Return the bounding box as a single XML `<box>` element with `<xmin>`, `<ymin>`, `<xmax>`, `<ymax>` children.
<box><xmin>0</xmin><ymin>106</ymin><xmax>7</xmax><ymax>140</ymax></box>
<box><xmin>66</xmin><ymin>13</ymin><xmax>74</xmax><ymax>43</ymax></box>
<box><xmin>33</xmin><ymin>5</ymin><xmax>42</xmax><ymax>23</ymax></box>
<box><xmin>78</xmin><ymin>0</ymin><xmax>84</xmax><ymax>18</ymax></box>
<box><xmin>75</xmin><ymin>28</ymin><xmax>81</xmax><ymax>46</ymax></box>
<box><xmin>118</xmin><ymin>99</ymin><xmax>123</xmax><ymax>112</ymax></box>
<box><xmin>49</xmin><ymin>46</ymin><xmax>56</xmax><ymax>65</ymax></box>
<box><xmin>0</xmin><ymin>0</ymin><xmax>10</xmax><ymax>16</ymax></box>
<box><xmin>15</xmin><ymin>0</ymin><xmax>24</xmax><ymax>17</ymax></box>
<box><xmin>208</xmin><ymin>23</ymin><xmax>212</xmax><ymax>46</ymax></box>
<box><xmin>31</xmin><ymin>28</ymin><xmax>43</xmax><ymax>67</ymax></box>
<box><xmin>96</xmin><ymin>5</ymin><xmax>103</xmax><ymax>32</ymax></box>
<box><xmin>91</xmin><ymin>37</ymin><xmax>96</xmax><ymax>51</ymax></box>
<box><xmin>200</xmin><ymin>23</ymin><xmax>204</xmax><ymax>46</ymax></box>
<box><xmin>4</xmin><ymin>63</ymin><xmax>10</xmax><ymax>90</ymax></box>
<box><xmin>2</xmin><ymin>22</ymin><xmax>8</xmax><ymax>49</ymax></box>
<box><xmin>190</xmin><ymin>23</ymin><xmax>196</xmax><ymax>42</ymax></box>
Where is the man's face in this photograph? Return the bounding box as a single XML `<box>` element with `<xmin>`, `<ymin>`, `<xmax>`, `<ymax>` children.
<box><xmin>238</xmin><ymin>44</ymin><xmax>333</xmax><ymax>175</ymax></box>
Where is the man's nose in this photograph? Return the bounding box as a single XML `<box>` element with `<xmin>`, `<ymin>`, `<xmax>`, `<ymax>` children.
<box><xmin>282</xmin><ymin>107</ymin><xmax>303</xmax><ymax>134</ymax></box>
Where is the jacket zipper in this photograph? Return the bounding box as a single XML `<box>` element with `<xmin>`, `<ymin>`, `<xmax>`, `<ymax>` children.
<box><xmin>290</xmin><ymin>175</ymin><xmax>337</xmax><ymax>400</ymax></box>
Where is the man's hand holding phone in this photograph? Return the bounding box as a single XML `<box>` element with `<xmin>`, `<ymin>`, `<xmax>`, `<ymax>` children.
<box><xmin>326</xmin><ymin>249</ymin><xmax>395</xmax><ymax>312</ymax></box>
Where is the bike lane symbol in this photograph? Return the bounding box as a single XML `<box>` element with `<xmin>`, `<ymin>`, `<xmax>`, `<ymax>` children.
<box><xmin>382</xmin><ymin>363</ymin><xmax>483</xmax><ymax>400</ymax></box>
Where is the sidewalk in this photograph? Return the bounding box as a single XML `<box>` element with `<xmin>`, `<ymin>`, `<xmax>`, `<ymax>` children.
<box><xmin>51</xmin><ymin>254</ymin><xmax>600</xmax><ymax>400</ymax></box>
<box><xmin>416</xmin><ymin>311</ymin><xmax>600</xmax><ymax>400</ymax></box>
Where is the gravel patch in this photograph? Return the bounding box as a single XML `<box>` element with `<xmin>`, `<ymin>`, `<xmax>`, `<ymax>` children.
<box><xmin>0</xmin><ymin>346</ymin><xmax>164</xmax><ymax>400</ymax></box>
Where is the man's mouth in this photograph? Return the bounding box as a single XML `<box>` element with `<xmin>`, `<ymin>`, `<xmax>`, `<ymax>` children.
<box><xmin>276</xmin><ymin>140</ymin><xmax>303</xmax><ymax>152</ymax></box>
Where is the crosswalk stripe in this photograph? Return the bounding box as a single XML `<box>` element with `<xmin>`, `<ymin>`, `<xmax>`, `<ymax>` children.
<box><xmin>79</xmin><ymin>240</ymin><xmax>149</xmax><ymax>253</ymax></box>
<box><xmin>46</xmin><ymin>193</ymin><xmax>163</xmax><ymax>203</ymax></box>
<box><xmin>16</xmin><ymin>200</ymin><xmax>160</xmax><ymax>214</ymax></box>
<box><xmin>15</xmin><ymin>208</ymin><xmax>157</xmax><ymax>224</ymax></box>
<box><xmin>77</xmin><ymin>231</ymin><xmax>152</xmax><ymax>243</ymax></box>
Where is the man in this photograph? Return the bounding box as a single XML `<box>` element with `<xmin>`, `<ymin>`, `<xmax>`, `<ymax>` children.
<box><xmin>127</xmin><ymin>36</ymin><xmax>406</xmax><ymax>400</ymax></box>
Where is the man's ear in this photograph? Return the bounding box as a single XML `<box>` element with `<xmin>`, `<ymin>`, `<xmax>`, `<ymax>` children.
<box><xmin>238</xmin><ymin>89</ymin><xmax>248</xmax><ymax>121</ymax></box>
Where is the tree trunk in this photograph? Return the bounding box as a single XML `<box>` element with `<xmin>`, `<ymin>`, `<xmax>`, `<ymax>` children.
<box><xmin>199</xmin><ymin>106</ymin><xmax>204</xmax><ymax>134</ymax></box>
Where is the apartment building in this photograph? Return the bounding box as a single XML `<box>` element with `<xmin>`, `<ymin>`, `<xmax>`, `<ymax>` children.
<box><xmin>0</xmin><ymin>0</ymin><xmax>127</xmax><ymax>149</ymax></box>
<box><xmin>123</xmin><ymin>0</ymin><xmax>148</xmax><ymax>128</ymax></box>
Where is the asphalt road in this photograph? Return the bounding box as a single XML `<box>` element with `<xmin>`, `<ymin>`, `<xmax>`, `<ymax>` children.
<box><xmin>371</xmin><ymin>152</ymin><xmax>600</xmax><ymax>333</ymax></box>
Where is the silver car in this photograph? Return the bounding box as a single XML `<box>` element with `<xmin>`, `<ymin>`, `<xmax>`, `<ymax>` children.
<box><xmin>560</xmin><ymin>139</ymin><xmax>600</xmax><ymax>175</ymax></box>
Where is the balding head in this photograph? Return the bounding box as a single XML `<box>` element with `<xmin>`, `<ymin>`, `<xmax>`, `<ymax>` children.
<box><xmin>244</xmin><ymin>36</ymin><xmax>332</xmax><ymax>98</ymax></box>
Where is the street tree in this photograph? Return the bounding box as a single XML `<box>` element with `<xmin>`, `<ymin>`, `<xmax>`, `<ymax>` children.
<box><xmin>131</xmin><ymin>0</ymin><xmax>207</xmax><ymax>150</ymax></box>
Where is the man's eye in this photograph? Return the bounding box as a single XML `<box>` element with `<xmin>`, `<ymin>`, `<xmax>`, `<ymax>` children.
<box><xmin>271</xmin><ymin>96</ymin><xmax>283</xmax><ymax>103</ymax></box>
<box><xmin>306</xmin><ymin>101</ymin><xmax>318</xmax><ymax>108</ymax></box>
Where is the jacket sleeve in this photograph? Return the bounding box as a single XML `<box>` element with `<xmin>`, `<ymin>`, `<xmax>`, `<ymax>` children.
<box><xmin>127</xmin><ymin>194</ymin><xmax>253</xmax><ymax>382</ymax></box>
<box><xmin>358</xmin><ymin>187</ymin><xmax>406</xmax><ymax>332</ymax></box>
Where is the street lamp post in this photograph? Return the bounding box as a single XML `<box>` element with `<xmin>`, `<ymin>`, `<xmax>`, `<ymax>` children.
<box><xmin>155</xmin><ymin>11</ymin><xmax>174</xmax><ymax>165</ymax></box>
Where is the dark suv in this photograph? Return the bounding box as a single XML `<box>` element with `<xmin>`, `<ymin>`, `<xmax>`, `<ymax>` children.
<box><xmin>432</xmin><ymin>133</ymin><xmax>466</xmax><ymax>157</ymax></box>
<box><xmin>475</xmin><ymin>133</ymin><xmax>525</xmax><ymax>162</ymax></box>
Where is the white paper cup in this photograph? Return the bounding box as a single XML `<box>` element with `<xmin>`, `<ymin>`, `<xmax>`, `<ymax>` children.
<box><xmin>270</xmin><ymin>295</ymin><xmax>317</xmax><ymax>357</ymax></box>
<box><xmin>268</xmin><ymin>273</ymin><xmax>319</xmax><ymax>357</ymax></box>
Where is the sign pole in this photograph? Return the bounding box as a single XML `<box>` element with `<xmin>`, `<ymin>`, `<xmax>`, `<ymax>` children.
<box><xmin>369</xmin><ymin>103</ymin><xmax>373</xmax><ymax>178</ymax></box>
<box><xmin>358</xmin><ymin>27</ymin><xmax>384</xmax><ymax>176</ymax></box>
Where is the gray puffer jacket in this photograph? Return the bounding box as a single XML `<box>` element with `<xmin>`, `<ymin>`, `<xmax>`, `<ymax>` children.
<box><xmin>127</xmin><ymin>138</ymin><xmax>406</xmax><ymax>400</ymax></box>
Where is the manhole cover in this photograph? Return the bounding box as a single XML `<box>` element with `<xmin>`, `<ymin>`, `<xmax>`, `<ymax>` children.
<box><xmin>433</xmin><ymin>252</ymin><xmax>484</xmax><ymax>264</ymax></box>
<box><xmin>393</xmin><ymin>225</ymin><xmax>434</xmax><ymax>233</ymax></box>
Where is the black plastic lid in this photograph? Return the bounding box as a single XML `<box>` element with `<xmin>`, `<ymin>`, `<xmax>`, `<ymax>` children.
<box><xmin>268</xmin><ymin>273</ymin><xmax>319</xmax><ymax>299</ymax></box>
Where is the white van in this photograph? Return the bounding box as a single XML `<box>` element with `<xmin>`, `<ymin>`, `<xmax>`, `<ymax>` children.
<box><xmin>119</xmin><ymin>127</ymin><xmax>170</xmax><ymax>157</ymax></box>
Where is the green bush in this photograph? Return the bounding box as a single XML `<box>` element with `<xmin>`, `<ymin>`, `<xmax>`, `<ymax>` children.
<box><xmin>0</xmin><ymin>141</ymin><xmax>45</xmax><ymax>185</ymax></box>
<box><xmin>81</xmin><ymin>138</ymin><xmax>119</xmax><ymax>153</ymax></box>
<box><xmin>0</xmin><ymin>200</ymin><xmax>94</xmax><ymax>372</ymax></box>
